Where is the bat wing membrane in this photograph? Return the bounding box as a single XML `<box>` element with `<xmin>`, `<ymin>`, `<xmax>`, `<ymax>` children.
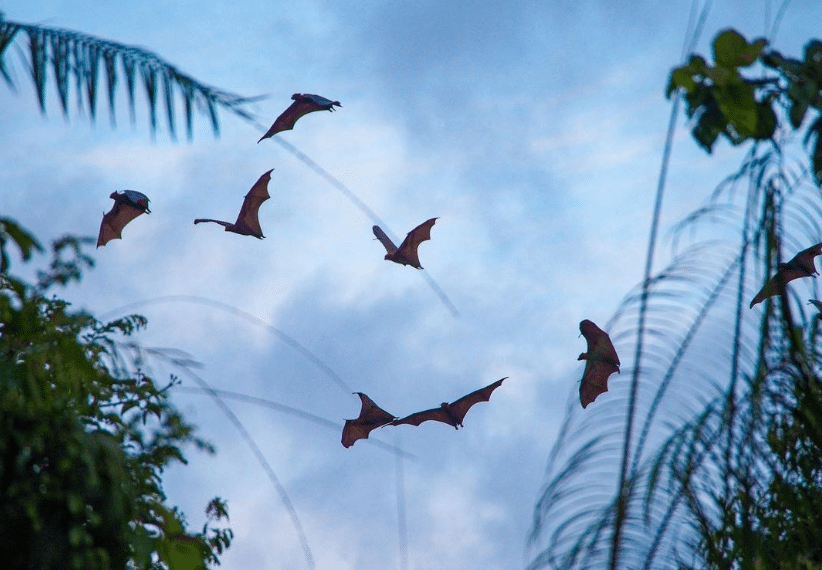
<box><xmin>580</xmin><ymin>360</ymin><xmax>619</xmax><ymax>409</ymax></box>
<box><xmin>258</xmin><ymin>94</ymin><xmax>340</xmax><ymax>141</ymax></box>
<box><xmin>373</xmin><ymin>225</ymin><xmax>398</xmax><ymax>255</ymax></box>
<box><xmin>448</xmin><ymin>377</ymin><xmax>506</xmax><ymax>424</ymax></box>
<box><xmin>233</xmin><ymin>170</ymin><xmax>272</xmax><ymax>238</ymax></box>
<box><xmin>97</xmin><ymin>192</ymin><xmax>150</xmax><ymax>247</ymax></box>
<box><xmin>341</xmin><ymin>393</ymin><xmax>395</xmax><ymax>448</ymax></box>
<box><xmin>578</xmin><ymin>320</ymin><xmax>620</xmax><ymax>408</ymax></box>
<box><xmin>392</xmin><ymin>407</ymin><xmax>452</xmax><ymax>427</ymax></box>
<box><xmin>750</xmin><ymin>243</ymin><xmax>822</xmax><ymax>307</ymax></box>
<box><xmin>395</xmin><ymin>217</ymin><xmax>437</xmax><ymax>268</ymax></box>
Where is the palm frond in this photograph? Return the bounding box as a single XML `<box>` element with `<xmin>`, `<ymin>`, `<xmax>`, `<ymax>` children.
<box><xmin>528</xmin><ymin>115</ymin><xmax>822</xmax><ymax>568</ymax></box>
<box><xmin>0</xmin><ymin>15</ymin><xmax>261</xmax><ymax>138</ymax></box>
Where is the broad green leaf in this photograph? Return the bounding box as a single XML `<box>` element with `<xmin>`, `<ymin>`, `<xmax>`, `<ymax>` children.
<box><xmin>714</xmin><ymin>80</ymin><xmax>758</xmax><ymax>137</ymax></box>
<box><xmin>713</xmin><ymin>29</ymin><xmax>767</xmax><ymax>68</ymax></box>
<box><xmin>667</xmin><ymin>66</ymin><xmax>696</xmax><ymax>97</ymax></box>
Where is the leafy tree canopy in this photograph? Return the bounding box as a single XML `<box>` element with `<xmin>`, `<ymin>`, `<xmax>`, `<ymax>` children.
<box><xmin>0</xmin><ymin>217</ymin><xmax>232</xmax><ymax>569</ymax></box>
<box><xmin>668</xmin><ymin>28</ymin><xmax>822</xmax><ymax>184</ymax></box>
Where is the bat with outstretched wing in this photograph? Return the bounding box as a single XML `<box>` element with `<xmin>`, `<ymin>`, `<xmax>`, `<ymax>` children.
<box><xmin>391</xmin><ymin>377</ymin><xmax>506</xmax><ymax>429</ymax></box>
<box><xmin>750</xmin><ymin>243</ymin><xmax>822</xmax><ymax>308</ymax></box>
<box><xmin>194</xmin><ymin>170</ymin><xmax>273</xmax><ymax>239</ymax></box>
<box><xmin>258</xmin><ymin>93</ymin><xmax>341</xmax><ymax>142</ymax></box>
<box><xmin>578</xmin><ymin>320</ymin><xmax>620</xmax><ymax>409</ymax></box>
<box><xmin>341</xmin><ymin>393</ymin><xmax>396</xmax><ymax>448</ymax></box>
<box><xmin>373</xmin><ymin>218</ymin><xmax>438</xmax><ymax>269</ymax></box>
<box><xmin>97</xmin><ymin>190</ymin><xmax>151</xmax><ymax>248</ymax></box>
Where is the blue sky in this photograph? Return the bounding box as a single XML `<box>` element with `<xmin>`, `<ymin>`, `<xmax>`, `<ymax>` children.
<box><xmin>3</xmin><ymin>1</ymin><xmax>822</xmax><ymax>568</ymax></box>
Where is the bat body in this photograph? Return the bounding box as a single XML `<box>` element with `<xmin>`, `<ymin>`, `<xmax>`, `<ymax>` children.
<box><xmin>750</xmin><ymin>243</ymin><xmax>822</xmax><ymax>308</ymax></box>
<box><xmin>258</xmin><ymin>93</ymin><xmax>341</xmax><ymax>142</ymax></box>
<box><xmin>391</xmin><ymin>377</ymin><xmax>506</xmax><ymax>429</ymax></box>
<box><xmin>373</xmin><ymin>218</ymin><xmax>438</xmax><ymax>269</ymax></box>
<box><xmin>578</xmin><ymin>320</ymin><xmax>620</xmax><ymax>409</ymax></box>
<box><xmin>97</xmin><ymin>190</ymin><xmax>151</xmax><ymax>248</ymax></box>
<box><xmin>341</xmin><ymin>393</ymin><xmax>396</xmax><ymax>448</ymax></box>
<box><xmin>194</xmin><ymin>170</ymin><xmax>273</xmax><ymax>239</ymax></box>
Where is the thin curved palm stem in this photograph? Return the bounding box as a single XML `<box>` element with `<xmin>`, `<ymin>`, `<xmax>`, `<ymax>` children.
<box><xmin>610</xmin><ymin>81</ymin><xmax>681</xmax><ymax>570</ymax></box>
<box><xmin>259</xmin><ymin>125</ymin><xmax>460</xmax><ymax>317</ymax></box>
<box><xmin>179</xmin><ymin>368</ymin><xmax>316</xmax><ymax>570</ymax></box>
<box><xmin>102</xmin><ymin>294</ymin><xmax>354</xmax><ymax>394</ymax></box>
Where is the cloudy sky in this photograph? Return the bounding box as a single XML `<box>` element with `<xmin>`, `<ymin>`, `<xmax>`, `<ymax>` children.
<box><xmin>3</xmin><ymin>1</ymin><xmax>822</xmax><ymax>568</ymax></box>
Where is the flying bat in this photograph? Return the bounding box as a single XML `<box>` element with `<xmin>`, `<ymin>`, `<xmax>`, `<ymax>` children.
<box><xmin>578</xmin><ymin>320</ymin><xmax>620</xmax><ymax>409</ymax></box>
<box><xmin>194</xmin><ymin>170</ymin><xmax>273</xmax><ymax>239</ymax></box>
<box><xmin>373</xmin><ymin>218</ymin><xmax>438</xmax><ymax>269</ymax></box>
<box><xmin>750</xmin><ymin>243</ymin><xmax>822</xmax><ymax>308</ymax></box>
<box><xmin>258</xmin><ymin>93</ymin><xmax>341</xmax><ymax>142</ymax></box>
<box><xmin>391</xmin><ymin>377</ymin><xmax>507</xmax><ymax>429</ymax></box>
<box><xmin>97</xmin><ymin>190</ymin><xmax>151</xmax><ymax>248</ymax></box>
<box><xmin>341</xmin><ymin>392</ymin><xmax>396</xmax><ymax>448</ymax></box>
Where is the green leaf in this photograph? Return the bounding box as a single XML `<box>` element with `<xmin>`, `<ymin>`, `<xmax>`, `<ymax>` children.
<box><xmin>714</xmin><ymin>80</ymin><xmax>758</xmax><ymax>137</ymax></box>
<box><xmin>713</xmin><ymin>28</ymin><xmax>767</xmax><ymax>68</ymax></box>
<box><xmin>666</xmin><ymin>66</ymin><xmax>696</xmax><ymax>97</ymax></box>
<box><xmin>0</xmin><ymin>217</ymin><xmax>43</xmax><ymax>272</ymax></box>
<box><xmin>753</xmin><ymin>100</ymin><xmax>777</xmax><ymax>140</ymax></box>
<box><xmin>804</xmin><ymin>39</ymin><xmax>822</xmax><ymax>76</ymax></box>
<box><xmin>692</xmin><ymin>101</ymin><xmax>726</xmax><ymax>152</ymax></box>
<box><xmin>790</xmin><ymin>97</ymin><xmax>809</xmax><ymax>128</ymax></box>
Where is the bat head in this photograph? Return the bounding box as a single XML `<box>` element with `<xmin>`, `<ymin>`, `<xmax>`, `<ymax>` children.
<box><xmin>111</xmin><ymin>190</ymin><xmax>151</xmax><ymax>213</ymax></box>
<box><xmin>579</xmin><ymin>319</ymin><xmax>598</xmax><ymax>336</ymax></box>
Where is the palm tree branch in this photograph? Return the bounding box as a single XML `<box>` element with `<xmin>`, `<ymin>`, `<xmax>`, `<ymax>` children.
<box><xmin>0</xmin><ymin>16</ymin><xmax>262</xmax><ymax>137</ymax></box>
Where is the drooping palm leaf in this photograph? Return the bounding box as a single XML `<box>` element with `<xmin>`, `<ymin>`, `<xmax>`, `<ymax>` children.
<box><xmin>0</xmin><ymin>13</ymin><xmax>259</xmax><ymax>138</ymax></box>
<box><xmin>528</xmin><ymin>126</ymin><xmax>822</xmax><ymax>569</ymax></box>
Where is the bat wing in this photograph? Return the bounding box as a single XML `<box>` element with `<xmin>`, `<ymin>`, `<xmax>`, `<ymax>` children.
<box><xmin>789</xmin><ymin>242</ymin><xmax>822</xmax><ymax>275</ymax></box>
<box><xmin>578</xmin><ymin>320</ymin><xmax>620</xmax><ymax>408</ymax></box>
<box><xmin>373</xmin><ymin>225</ymin><xmax>398</xmax><ymax>255</ymax></box>
<box><xmin>392</xmin><ymin>407</ymin><xmax>453</xmax><ymax>427</ymax></box>
<box><xmin>750</xmin><ymin>243</ymin><xmax>822</xmax><ymax>307</ymax></box>
<box><xmin>341</xmin><ymin>392</ymin><xmax>396</xmax><ymax>448</ymax></box>
<box><xmin>579</xmin><ymin>359</ymin><xmax>620</xmax><ymax>409</ymax></box>
<box><xmin>395</xmin><ymin>217</ymin><xmax>437</xmax><ymax>269</ymax></box>
<box><xmin>750</xmin><ymin>267</ymin><xmax>812</xmax><ymax>308</ymax></box>
<box><xmin>97</xmin><ymin>191</ymin><xmax>150</xmax><ymax>247</ymax></box>
<box><xmin>257</xmin><ymin>94</ymin><xmax>340</xmax><ymax>142</ymax></box>
<box><xmin>749</xmin><ymin>272</ymin><xmax>786</xmax><ymax>308</ymax></box>
<box><xmin>447</xmin><ymin>377</ymin><xmax>507</xmax><ymax>425</ymax></box>
<box><xmin>233</xmin><ymin>170</ymin><xmax>273</xmax><ymax>238</ymax></box>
